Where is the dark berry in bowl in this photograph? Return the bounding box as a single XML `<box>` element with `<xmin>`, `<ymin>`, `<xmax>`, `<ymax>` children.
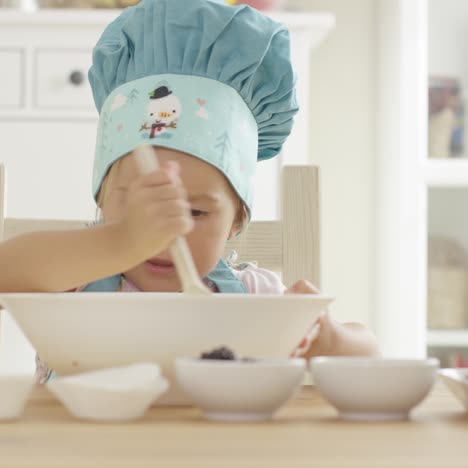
<box><xmin>199</xmin><ymin>347</ymin><xmax>258</xmax><ymax>363</ymax></box>
<box><xmin>200</xmin><ymin>346</ymin><xmax>237</xmax><ymax>360</ymax></box>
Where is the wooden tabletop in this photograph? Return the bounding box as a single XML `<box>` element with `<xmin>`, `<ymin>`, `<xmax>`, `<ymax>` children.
<box><xmin>0</xmin><ymin>383</ymin><xmax>466</xmax><ymax>468</ymax></box>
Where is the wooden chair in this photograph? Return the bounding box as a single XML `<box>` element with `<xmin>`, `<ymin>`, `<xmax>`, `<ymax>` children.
<box><xmin>0</xmin><ymin>163</ymin><xmax>321</xmax><ymax>288</ymax></box>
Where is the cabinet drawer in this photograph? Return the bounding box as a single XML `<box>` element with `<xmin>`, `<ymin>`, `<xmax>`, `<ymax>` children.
<box><xmin>0</xmin><ymin>49</ymin><xmax>24</xmax><ymax>109</ymax></box>
<box><xmin>35</xmin><ymin>49</ymin><xmax>95</xmax><ymax>110</ymax></box>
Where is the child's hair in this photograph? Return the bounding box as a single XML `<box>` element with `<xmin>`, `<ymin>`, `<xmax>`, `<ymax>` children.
<box><xmin>95</xmin><ymin>158</ymin><xmax>123</xmax><ymax>216</ymax></box>
<box><xmin>95</xmin><ymin>158</ymin><xmax>123</xmax><ymax>224</ymax></box>
<box><xmin>95</xmin><ymin>159</ymin><xmax>249</xmax><ymax>237</ymax></box>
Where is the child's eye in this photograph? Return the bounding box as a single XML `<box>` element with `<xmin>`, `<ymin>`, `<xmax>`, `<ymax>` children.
<box><xmin>191</xmin><ymin>209</ymin><xmax>208</xmax><ymax>218</ymax></box>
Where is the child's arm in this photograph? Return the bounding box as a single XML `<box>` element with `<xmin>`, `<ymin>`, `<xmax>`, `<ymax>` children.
<box><xmin>0</xmin><ymin>163</ymin><xmax>193</xmax><ymax>292</ymax></box>
<box><xmin>0</xmin><ymin>223</ymin><xmax>134</xmax><ymax>292</ymax></box>
<box><xmin>287</xmin><ymin>280</ymin><xmax>380</xmax><ymax>358</ymax></box>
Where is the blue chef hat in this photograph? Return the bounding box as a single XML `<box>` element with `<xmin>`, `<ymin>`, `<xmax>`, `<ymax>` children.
<box><xmin>89</xmin><ymin>0</ymin><xmax>298</xmax><ymax>215</ymax></box>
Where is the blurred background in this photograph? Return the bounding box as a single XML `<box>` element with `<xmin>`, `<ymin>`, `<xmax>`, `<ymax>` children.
<box><xmin>1</xmin><ymin>0</ymin><xmax>468</xmax><ymax>370</ymax></box>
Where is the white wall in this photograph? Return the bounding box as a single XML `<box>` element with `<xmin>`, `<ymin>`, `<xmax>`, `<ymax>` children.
<box><xmin>289</xmin><ymin>0</ymin><xmax>376</xmax><ymax>326</ymax></box>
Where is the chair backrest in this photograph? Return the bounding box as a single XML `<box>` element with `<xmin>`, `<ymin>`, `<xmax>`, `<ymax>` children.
<box><xmin>0</xmin><ymin>164</ymin><xmax>4</xmax><ymax>245</ymax></box>
<box><xmin>0</xmin><ymin>164</ymin><xmax>321</xmax><ymax>288</ymax></box>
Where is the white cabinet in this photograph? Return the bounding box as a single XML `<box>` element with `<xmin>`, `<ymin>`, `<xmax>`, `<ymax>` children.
<box><xmin>0</xmin><ymin>9</ymin><xmax>335</xmax><ymax>222</ymax></box>
<box><xmin>0</xmin><ymin>11</ymin><xmax>108</xmax><ymax>221</ymax></box>
<box><xmin>35</xmin><ymin>49</ymin><xmax>94</xmax><ymax>109</ymax></box>
<box><xmin>0</xmin><ymin>49</ymin><xmax>24</xmax><ymax>108</ymax></box>
<box><xmin>1</xmin><ymin>121</ymin><xmax>97</xmax><ymax>219</ymax></box>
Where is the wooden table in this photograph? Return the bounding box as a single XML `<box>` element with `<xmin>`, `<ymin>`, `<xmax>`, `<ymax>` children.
<box><xmin>0</xmin><ymin>383</ymin><xmax>466</xmax><ymax>468</ymax></box>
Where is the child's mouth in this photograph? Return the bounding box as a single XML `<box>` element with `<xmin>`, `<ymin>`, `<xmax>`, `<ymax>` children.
<box><xmin>145</xmin><ymin>257</ymin><xmax>176</xmax><ymax>276</ymax></box>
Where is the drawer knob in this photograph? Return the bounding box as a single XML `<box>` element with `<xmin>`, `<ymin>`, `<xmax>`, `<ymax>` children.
<box><xmin>69</xmin><ymin>70</ymin><xmax>85</xmax><ymax>86</ymax></box>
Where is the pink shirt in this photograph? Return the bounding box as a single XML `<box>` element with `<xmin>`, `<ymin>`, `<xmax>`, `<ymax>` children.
<box><xmin>119</xmin><ymin>263</ymin><xmax>286</xmax><ymax>294</ymax></box>
<box><xmin>231</xmin><ymin>266</ymin><xmax>286</xmax><ymax>294</ymax></box>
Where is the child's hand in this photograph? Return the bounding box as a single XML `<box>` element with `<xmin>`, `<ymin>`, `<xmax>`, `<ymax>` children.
<box><xmin>285</xmin><ymin>280</ymin><xmax>335</xmax><ymax>358</ymax></box>
<box><xmin>286</xmin><ymin>280</ymin><xmax>380</xmax><ymax>358</ymax></box>
<box><xmin>115</xmin><ymin>161</ymin><xmax>194</xmax><ymax>261</ymax></box>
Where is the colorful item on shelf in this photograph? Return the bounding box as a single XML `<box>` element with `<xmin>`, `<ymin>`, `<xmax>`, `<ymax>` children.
<box><xmin>428</xmin><ymin>76</ymin><xmax>464</xmax><ymax>158</ymax></box>
<box><xmin>451</xmin><ymin>354</ymin><xmax>468</xmax><ymax>369</ymax></box>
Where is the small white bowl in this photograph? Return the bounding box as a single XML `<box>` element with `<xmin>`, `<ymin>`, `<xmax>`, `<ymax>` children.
<box><xmin>175</xmin><ymin>357</ymin><xmax>306</xmax><ymax>421</ymax></box>
<box><xmin>47</xmin><ymin>363</ymin><xmax>169</xmax><ymax>422</ymax></box>
<box><xmin>310</xmin><ymin>357</ymin><xmax>439</xmax><ymax>421</ymax></box>
<box><xmin>438</xmin><ymin>368</ymin><xmax>468</xmax><ymax>411</ymax></box>
<box><xmin>0</xmin><ymin>374</ymin><xmax>35</xmax><ymax>420</ymax></box>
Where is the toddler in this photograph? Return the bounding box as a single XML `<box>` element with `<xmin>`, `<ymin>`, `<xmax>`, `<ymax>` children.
<box><xmin>0</xmin><ymin>0</ymin><xmax>378</xmax><ymax>382</ymax></box>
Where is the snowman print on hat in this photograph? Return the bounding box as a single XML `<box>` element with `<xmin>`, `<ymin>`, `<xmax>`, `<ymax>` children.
<box><xmin>140</xmin><ymin>85</ymin><xmax>182</xmax><ymax>139</ymax></box>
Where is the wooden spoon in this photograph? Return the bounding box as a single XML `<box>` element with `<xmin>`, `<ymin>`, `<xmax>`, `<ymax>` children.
<box><xmin>134</xmin><ymin>145</ymin><xmax>210</xmax><ymax>295</ymax></box>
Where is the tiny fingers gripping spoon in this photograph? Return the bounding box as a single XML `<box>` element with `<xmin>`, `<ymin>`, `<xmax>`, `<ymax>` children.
<box><xmin>134</xmin><ymin>144</ymin><xmax>211</xmax><ymax>295</ymax></box>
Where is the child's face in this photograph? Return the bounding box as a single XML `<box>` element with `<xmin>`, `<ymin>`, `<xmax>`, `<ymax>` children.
<box><xmin>102</xmin><ymin>147</ymin><xmax>241</xmax><ymax>291</ymax></box>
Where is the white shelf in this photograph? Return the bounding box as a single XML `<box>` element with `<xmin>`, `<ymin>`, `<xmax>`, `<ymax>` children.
<box><xmin>0</xmin><ymin>9</ymin><xmax>335</xmax><ymax>46</ymax></box>
<box><xmin>427</xmin><ymin>329</ymin><xmax>468</xmax><ymax>347</ymax></box>
<box><xmin>424</xmin><ymin>160</ymin><xmax>468</xmax><ymax>186</ymax></box>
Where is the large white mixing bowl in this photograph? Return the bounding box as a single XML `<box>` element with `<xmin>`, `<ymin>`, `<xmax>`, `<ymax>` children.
<box><xmin>0</xmin><ymin>293</ymin><xmax>333</xmax><ymax>404</ymax></box>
